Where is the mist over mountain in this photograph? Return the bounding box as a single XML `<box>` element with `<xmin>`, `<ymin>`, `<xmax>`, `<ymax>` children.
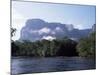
<box><xmin>19</xmin><ymin>19</ymin><xmax>92</xmax><ymax>41</ymax></box>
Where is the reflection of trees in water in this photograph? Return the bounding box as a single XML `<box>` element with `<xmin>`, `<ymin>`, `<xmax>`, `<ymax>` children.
<box><xmin>12</xmin><ymin>57</ymin><xmax>95</xmax><ymax>74</ymax></box>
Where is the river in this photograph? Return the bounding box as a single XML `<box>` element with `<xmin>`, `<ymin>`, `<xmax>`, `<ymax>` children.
<box><xmin>11</xmin><ymin>57</ymin><xmax>95</xmax><ymax>75</ymax></box>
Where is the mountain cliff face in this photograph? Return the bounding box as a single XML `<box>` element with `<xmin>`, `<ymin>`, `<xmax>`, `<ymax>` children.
<box><xmin>92</xmin><ymin>24</ymin><xmax>96</xmax><ymax>32</ymax></box>
<box><xmin>19</xmin><ymin>19</ymin><xmax>92</xmax><ymax>41</ymax></box>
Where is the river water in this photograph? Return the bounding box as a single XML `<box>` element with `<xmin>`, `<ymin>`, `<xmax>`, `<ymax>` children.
<box><xmin>11</xmin><ymin>57</ymin><xmax>95</xmax><ymax>75</ymax></box>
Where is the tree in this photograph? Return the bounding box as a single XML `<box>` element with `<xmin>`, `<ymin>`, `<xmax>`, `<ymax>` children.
<box><xmin>57</xmin><ymin>39</ymin><xmax>78</xmax><ymax>56</ymax></box>
<box><xmin>77</xmin><ymin>32</ymin><xmax>96</xmax><ymax>57</ymax></box>
<box><xmin>12</xmin><ymin>36</ymin><xmax>78</xmax><ymax>57</ymax></box>
<box><xmin>11</xmin><ymin>27</ymin><xmax>16</xmax><ymax>37</ymax></box>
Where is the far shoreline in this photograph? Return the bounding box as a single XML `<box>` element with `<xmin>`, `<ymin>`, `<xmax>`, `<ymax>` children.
<box><xmin>11</xmin><ymin>56</ymin><xmax>95</xmax><ymax>59</ymax></box>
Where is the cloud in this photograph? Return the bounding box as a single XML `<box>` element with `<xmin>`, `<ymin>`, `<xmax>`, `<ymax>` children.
<box><xmin>65</xmin><ymin>24</ymin><xmax>74</xmax><ymax>31</ymax></box>
<box><xmin>39</xmin><ymin>27</ymin><xmax>51</xmax><ymax>34</ymax></box>
<box><xmin>42</xmin><ymin>36</ymin><xmax>56</xmax><ymax>41</ymax></box>
<box><xmin>55</xmin><ymin>27</ymin><xmax>63</xmax><ymax>32</ymax></box>
<box><xmin>75</xmin><ymin>24</ymin><xmax>84</xmax><ymax>29</ymax></box>
<box><xmin>29</xmin><ymin>27</ymin><xmax>51</xmax><ymax>35</ymax></box>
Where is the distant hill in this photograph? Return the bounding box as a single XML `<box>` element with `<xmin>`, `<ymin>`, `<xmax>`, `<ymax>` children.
<box><xmin>19</xmin><ymin>19</ymin><xmax>92</xmax><ymax>41</ymax></box>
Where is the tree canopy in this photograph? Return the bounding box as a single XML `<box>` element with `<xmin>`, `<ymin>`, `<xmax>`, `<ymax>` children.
<box><xmin>11</xmin><ymin>38</ymin><xmax>78</xmax><ymax>57</ymax></box>
<box><xmin>77</xmin><ymin>32</ymin><xmax>95</xmax><ymax>57</ymax></box>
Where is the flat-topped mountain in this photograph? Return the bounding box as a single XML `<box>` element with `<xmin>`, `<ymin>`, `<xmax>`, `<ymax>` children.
<box><xmin>19</xmin><ymin>19</ymin><xmax>92</xmax><ymax>41</ymax></box>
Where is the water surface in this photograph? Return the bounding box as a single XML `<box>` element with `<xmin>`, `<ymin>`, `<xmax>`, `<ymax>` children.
<box><xmin>11</xmin><ymin>57</ymin><xmax>95</xmax><ymax>75</ymax></box>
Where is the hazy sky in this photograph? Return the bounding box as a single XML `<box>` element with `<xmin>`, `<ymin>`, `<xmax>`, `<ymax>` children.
<box><xmin>12</xmin><ymin>1</ymin><xmax>96</xmax><ymax>40</ymax></box>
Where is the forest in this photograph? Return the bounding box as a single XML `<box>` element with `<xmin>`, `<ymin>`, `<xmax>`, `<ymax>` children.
<box><xmin>11</xmin><ymin>27</ymin><xmax>95</xmax><ymax>58</ymax></box>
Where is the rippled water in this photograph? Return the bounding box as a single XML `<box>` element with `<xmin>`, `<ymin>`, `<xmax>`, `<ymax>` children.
<box><xmin>11</xmin><ymin>57</ymin><xmax>95</xmax><ymax>75</ymax></box>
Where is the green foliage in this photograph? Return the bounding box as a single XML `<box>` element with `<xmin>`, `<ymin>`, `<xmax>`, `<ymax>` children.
<box><xmin>11</xmin><ymin>38</ymin><xmax>78</xmax><ymax>57</ymax></box>
<box><xmin>77</xmin><ymin>32</ymin><xmax>96</xmax><ymax>57</ymax></box>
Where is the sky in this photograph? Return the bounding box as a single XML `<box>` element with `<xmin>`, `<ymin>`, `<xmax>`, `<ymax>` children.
<box><xmin>12</xmin><ymin>1</ymin><xmax>96</xmax><ymax>40</ymax></box>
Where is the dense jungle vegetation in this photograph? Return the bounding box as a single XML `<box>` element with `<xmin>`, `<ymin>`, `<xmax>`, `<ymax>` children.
<box><xmin>11</xmin><ymin>28</ymin><xmax>95</xmax><ymax>57</ymax></box>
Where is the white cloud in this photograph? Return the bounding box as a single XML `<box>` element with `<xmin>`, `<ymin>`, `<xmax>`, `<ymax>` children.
<box><xmin>29</xmin><ymin>27</ymin><xmax>51</xmax><ymax>35</ymax></box>
<box><xmin>75</xmin><ymin>24</ymin><xmax>84</xmax><ymax>29</ymax></box>
<box><xmin>55</xmin><ymin>27</ymin><xmax>63</xmax><ymax>32</ymax></box>
<box><xmin>39</xmin><ymin>27</ymin><xmax>51</xmax><ymax>34</ymax></box>
<box><xmin>42</xmin><ymin>36</ymin><xmax>56</xmax><ymax>41</ymax></box>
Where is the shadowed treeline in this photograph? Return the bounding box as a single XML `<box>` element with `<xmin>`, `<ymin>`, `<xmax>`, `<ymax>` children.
<box><xmin>11</xmin><ymin>38</ymin><xmax>78</xmax><ymax>57</ymax></box>
<box><xmin>11</xmin><ymin>31</ymin><xmax>95</xmax><ymax>58</ymax></box>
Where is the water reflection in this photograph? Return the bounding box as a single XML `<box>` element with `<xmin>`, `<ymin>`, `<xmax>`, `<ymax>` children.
<box><xmin>11</xmin><ymin>57</ymin><xmax>95</xmax><ymax>75</ymax></box>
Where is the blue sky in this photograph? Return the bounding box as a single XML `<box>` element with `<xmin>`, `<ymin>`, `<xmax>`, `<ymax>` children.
<box><xmin>12</xmin><ymin>1</ymin><xmax>96</xmax><ymax>40</ymax></box>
